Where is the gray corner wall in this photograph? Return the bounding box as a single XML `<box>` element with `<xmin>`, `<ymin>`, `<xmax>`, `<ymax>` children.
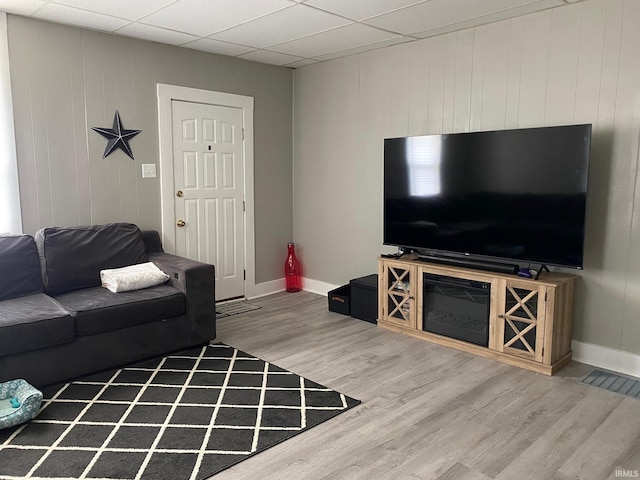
<box><xmin>293</xmin><ymin>0</ymin><xmax>640</xmax><ymax>355</ymax></box>
<box><xmin>7</xmin><ymin>15</ymin><xmax>293</xmax><ymax>284</ymax></box>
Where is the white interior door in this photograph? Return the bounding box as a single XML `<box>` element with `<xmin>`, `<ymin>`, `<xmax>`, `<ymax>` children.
<box><xmin>171</xmin><ymin>100</ymin><xmax>244</xmax><ymax>301</ymax></box>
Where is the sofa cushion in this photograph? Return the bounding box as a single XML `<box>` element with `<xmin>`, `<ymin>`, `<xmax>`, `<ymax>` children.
<box><xmin>55</xmin><ymin>285</ymin><xmax>185</xmax><ymax>336</ymax></box>
<box><xmin>0</xmin><ymin>293</ymin><xmax>74</xmax><ymax>356</ymax></box>
<box><xmin>0</xmin><ymin>234</ymin><xmax>43</xmax><ymax>301</ymax></box>
<box><xmin>35</xmin><ymin>223</ymin><xmax>148</xmax><ymax>296</ymax></box>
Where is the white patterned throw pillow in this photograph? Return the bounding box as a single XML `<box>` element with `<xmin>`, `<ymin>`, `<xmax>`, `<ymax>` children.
<box><xmin>100</xmin><ymin>262</ymin><xmax>169</xmax><ymax>293</ymax></box>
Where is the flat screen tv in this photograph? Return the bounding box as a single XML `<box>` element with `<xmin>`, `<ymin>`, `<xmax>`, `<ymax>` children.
<box><xmin>383</xmin><ymin>124</ymin><xmax>591</xmax><ymax>269</ymax></box>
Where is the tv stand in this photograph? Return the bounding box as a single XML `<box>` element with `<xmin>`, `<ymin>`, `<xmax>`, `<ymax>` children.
<box><xmin>378</xmin><ymin>255</ymin><xmax>576</xmax><ymax>375</ymax></box>
<box><xmin>417</xmin><ymin>253</ymin><xmax>519</xmax><ymax>275</ymax></box>
<box><xmin>535</xmin><ymin>264</ymin><xmax>550</xmax><ymax>280</ymax></box>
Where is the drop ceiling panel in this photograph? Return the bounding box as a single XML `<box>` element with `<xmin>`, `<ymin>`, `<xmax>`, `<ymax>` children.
<box><xmin>364</xmin><ymin>0</ymin><xmax>562</xmax><ymax>36</ymax></box>
<box><xmin>50</xmin><ymin>0</ymin><xmax>176</xmax><ymax>21</ymax></box>
<box><xmin>305</xmin><ymin>0</ymin><xmax>427</xmax><ymax>22</ymax></box>
<box><xmin>312</xmin><ymin>37</ymin><xmax>411</xmax><ymax>62</ymax></box>
<box><xmin>116</xmin><ymin>23</ymin><xmax>199</xmax><ymax>45</ymax></box>
<box><xmin>33</xmin><ymin>3</ymin><xmax>129</xmax><ymax>32</ymax></box>
<box><xmin>0</xmin><ymin>0</ymin><xmax>582</xmax><ymax>67</ymax></box>
<box><xmin>238</xmin><ymin>49</ymin><xmax>305</xmax><ymax>66</ymax></box>
<box><xmin>412</xmin><ymin>0</ymin><xmax>564</xmax><ymax>38</ymax></box>
<box><xmin>210</xmin><ymin>4</ymin><xmax>351</xmax><ymax>49</ymax></box>
<box><xmin>140</xmin><ymin>0</ymin><xmax>292</xmax><ymax>37</ymax></box>
<box><xmin>272</xmin><ymin>22</ymin><xmax>401</xmax><ymax>58</ymax></box>
<box><xmin>183</xmin><ymin>37</ymin><xmax>255</xmax><ymax>56</ymax></box>
<box><xmin>284</xmin><ymin>58</ymin><xmax>318</xmax><ymax>68</ymax></box>
<box><xmin>0</xmin><ymin>0</ymin><xmax>44</xmax><ymax>15</ymax></box>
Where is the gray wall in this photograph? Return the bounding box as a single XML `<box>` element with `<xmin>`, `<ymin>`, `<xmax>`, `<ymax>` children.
<box><xmin>293</xmin><ymin>0</ymin><xmax>640</xmax><ymax>354</ymax></box>
<box><xmin>7</xmin><ymin>15</ymin><xmax>293</xmax><ymax>284</ymax></box>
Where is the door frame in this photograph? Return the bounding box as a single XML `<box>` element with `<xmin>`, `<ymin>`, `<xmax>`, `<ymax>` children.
<box><xmin>157</xmin><ymin>83</ymin><xmax>255</xmax><ymax>298</ymax></box>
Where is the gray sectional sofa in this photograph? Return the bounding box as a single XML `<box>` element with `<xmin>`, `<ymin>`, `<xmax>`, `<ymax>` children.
<box><xmin>0</xmin><ymin>223</ymin><xmax>216</xmax><ymax>387</ymax></box>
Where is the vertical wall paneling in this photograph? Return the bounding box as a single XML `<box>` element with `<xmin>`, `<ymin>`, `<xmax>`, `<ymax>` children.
<box><xmin>594</xmin><ymin>0</ymin><xmax>626</xmax><ymax>349</ymax></box>
<box><xmin>618</xmin><ymin>0</ymin><xmax>640</xmax><ymax>353</ymax></box>
<box><xmin>27</xmin><ymin>24</ymin><xmax>54</xmax><ymax>228</ymax></box>
<box><xmin>112</xmin><ymin>35</ymin><xmax>138</xmax><ymax>226</ymax></box>
<box><xmin>293</xmin><ymin>0</ymin><xmax>640</xmax><ymax>355</ymax></box>
<box><xmin>545</xmin><ymin>6</ymin><xmax>581</xmax><ymax>126</ymax></box>
<box><xmin>427</xmin><ymin>35</ymin><xmax>447</xmax><ymax>134</ymax></box>
<box><xmin>357</xmin><ymin>51</ymin><xmax>388</xmax><ymax>263</ymax></box>
<box><xmin>481</xmin><ymin>21</ymin><xmax>510</xmax><ymax>131</ymax></box>
<box><xmin>504</xmin><ymin>17</ymin><xmax>525</xmax><ymax>128</ymax></box>
<box><xmin>469</xmin><ymin>26</ymin><xmax>486</xmax><ymax>131</ymax></box>
<box><xmin>452</xmin><ymin>29</ymin><xmax>473</xmax><ymax>133</ymax></box>
<box><xmin>441</xmin><ymin>34</ymin><xmax>457</xmax><ymax>134</ymax></box>
<box><xmin>69</xmin><ymin>27</ymin><xmax>90</xmax><ymax>226</ymax></box>
<box><xmin>82</xmin><ymin>32</ymin><xmax>110</xmax><ymax>225</ymax></box>
<box><xmin>572</xmin><ymin>0</ymin><xmax>605</xmax><ymax>343</ymax></box>
<box><xmin>387</xmin><ymin>42</ymin><xmax>412</xmax><ymax>138</ymax></box>
<box><xmin>42</xmin><ymin>23</ymin><xmax>79</xmax><ymax>227</ymax></box>
<box><xmin>132</xmin><ymin>41</ymin><xmax>160</xmax><ymax>230</ymax></box>
<box><xmin>407</xmin><ymin>41</ymin><xmax>430</xmax><ymax>136</ymax></box>
<box><xmin>101</xmin><ymin>38</ymin><xmax>122</xmax><ymax>223</ymax></box>
<box><xmin>518</xmin><ymin>10</ymin><xmax>552</xmax><ymax>126</ymax></box>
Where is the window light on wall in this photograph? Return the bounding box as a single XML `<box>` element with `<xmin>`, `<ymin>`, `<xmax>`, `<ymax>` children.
<box><xmin>0</xmin><ymin>13</ymin><xmax>22</xmax><ymax>234</ymax></box>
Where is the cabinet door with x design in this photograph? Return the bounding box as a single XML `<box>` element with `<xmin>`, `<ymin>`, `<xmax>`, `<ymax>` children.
<box><xmin>494</xmin><ymin>278</ymin><xmax>548</xmax><ymax>363</ymax></box>
<box><xmin>378</xmin><ymin>261</ymin><xmax>418</xmax><ymax>329</ymax></box>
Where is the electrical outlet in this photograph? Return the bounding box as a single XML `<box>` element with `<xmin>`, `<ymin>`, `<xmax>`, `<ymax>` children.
<box><xmin>141</xmin><ymin>164</ymin><xmax>156</xmax><ymax>178</ymax></box>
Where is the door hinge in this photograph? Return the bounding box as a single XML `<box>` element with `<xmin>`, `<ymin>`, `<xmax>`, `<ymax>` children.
<box><xmin>244</xmin><ymin>270</ymin><xmax>246</xmax><ymax>280</ymax></box>
<box><xmin>243</xmin><ymin>200</ymin><xmax>246</xmax><ymax>212</ymax></box>
<box><xmin>242</xmin><ymin>128</ymin><xmax>245</xmax><ymax>141</ymax></box>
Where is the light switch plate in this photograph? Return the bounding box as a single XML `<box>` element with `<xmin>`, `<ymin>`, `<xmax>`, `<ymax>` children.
<box><xmin>141</xmin><ymin>164</ymin><xmax>156</xmax><ymax>178</ymax></box>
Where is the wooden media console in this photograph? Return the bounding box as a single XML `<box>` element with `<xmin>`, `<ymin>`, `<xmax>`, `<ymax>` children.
<box><xmin>377</xmin><ymin>255</ymin><xmax>576</xmax><ymax>375</ymax></box>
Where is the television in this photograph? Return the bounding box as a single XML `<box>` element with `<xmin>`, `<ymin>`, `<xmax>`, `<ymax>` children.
<box><xmin>383</xmin><ymin>124</ymin><xmax>591</xmax><ymax>269</ymax></box>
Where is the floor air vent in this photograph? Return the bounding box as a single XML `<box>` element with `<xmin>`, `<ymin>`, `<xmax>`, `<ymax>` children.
<box><xmin>579</xmin><ymin>369</ymin><xmax>640</xmax><ymax>399</ymax></box>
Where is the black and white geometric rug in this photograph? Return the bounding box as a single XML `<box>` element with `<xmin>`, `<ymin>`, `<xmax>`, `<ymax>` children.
<box><xmin>0</xmin><ymin>344</ymin><xmax>360</xmax><ymax>480</ymax></box>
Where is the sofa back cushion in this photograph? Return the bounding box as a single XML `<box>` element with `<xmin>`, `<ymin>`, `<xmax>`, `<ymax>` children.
<box><xmin>0</xmin><ymin>234</ymin><xmax>43</xmax><ymax>301</ymax></box>
<box><xmin>35</xmin><ymin>223</ymin><xmax>148</xmax><ymax>296</ymax></box>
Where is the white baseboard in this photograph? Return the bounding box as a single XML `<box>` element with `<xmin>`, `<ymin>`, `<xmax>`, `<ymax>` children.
<box><xmin>301</xmin><ymin>278</ymin><xmax>340</xmax><ymax>296</ymax></box>
<box><xmin>246</xmin><ymin>277</ymin><xmax>339</xmax><ymax>300</ymax></box>
<box><xmin>246</xmin><ymin>278</ymin><xmax>285</xmax><ymax>300</ymax></box>
<box><xmin>571</xmin><ymin>340</ymin><xmax>640</xmax><ymax>378</ymax></box>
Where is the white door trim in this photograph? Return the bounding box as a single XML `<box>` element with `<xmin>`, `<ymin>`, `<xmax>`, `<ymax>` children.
<box><xmin>157</xmin><ymin>83</ymin><xmax>255</xmax><ymax>298</ymax></box>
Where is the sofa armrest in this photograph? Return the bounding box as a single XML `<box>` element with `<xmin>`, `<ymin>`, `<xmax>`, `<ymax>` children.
<box><xmin>141</xmin><ymin>230</ymin><xmax>164</xmax><ymax>254</ymax></box>
<box><xmin>149</xmin><ymin>252</ymin><xmax>216</xmax><ymax>343</ymax></box>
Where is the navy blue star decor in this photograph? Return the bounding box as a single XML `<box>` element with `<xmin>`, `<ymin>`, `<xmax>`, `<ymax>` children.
<box><xmin>92</xmin><ymin>110</ymin><xmax>141</xmax><ymax>160</ymax></box>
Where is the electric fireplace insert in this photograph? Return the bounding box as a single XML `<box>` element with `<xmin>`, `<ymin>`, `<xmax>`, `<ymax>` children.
<box><xmin>422</xmin><ymin>273</ymin><xmax>490</xmax><ymax>347</ymax></box>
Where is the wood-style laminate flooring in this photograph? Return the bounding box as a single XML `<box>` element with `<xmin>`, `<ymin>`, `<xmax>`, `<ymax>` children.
<box><xmin>212</xmin><ymin>291</ymin><xmax>640</xmax><ymax>480</ymax></box>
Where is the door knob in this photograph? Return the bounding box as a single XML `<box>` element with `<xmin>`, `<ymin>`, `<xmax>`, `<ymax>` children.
<box><xmin>176</xmin><ymin>190</ymin><xmax>183</xmax><ymax>198</ymax></box>
<box><xmin>176</xmin><ymin>220</ymin><xmax>186</xmax><ymax>227</ymax></box>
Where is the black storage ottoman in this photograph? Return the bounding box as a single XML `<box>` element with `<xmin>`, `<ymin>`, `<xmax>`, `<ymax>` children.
<box><xmin>328</xmin><ymin>285</ymin><xmax>350</xmax><ymax>315</ymax></box>
<box><xmin>350</xmin><ymin>274</ymin><xmax>378</xmax><ymax>323</ymax></box>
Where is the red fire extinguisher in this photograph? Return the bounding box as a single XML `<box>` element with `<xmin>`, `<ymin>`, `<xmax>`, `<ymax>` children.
<box><xmin>284</xmin><ymin>242</ymin><xmax>302</xmax><ymax>292</ymax></box>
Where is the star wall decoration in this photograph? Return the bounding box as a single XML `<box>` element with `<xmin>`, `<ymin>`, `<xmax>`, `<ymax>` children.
<box><xmin>92</xmin><ymin>110</ymin><xmax>141</xmax><ymax>160</ymax></box>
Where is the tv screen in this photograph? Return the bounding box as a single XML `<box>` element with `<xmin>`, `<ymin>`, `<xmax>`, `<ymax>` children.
<box><xmin>383</xmin><ymin>124</ymin><xmax>591</xmax><ymax>269</ymax></box>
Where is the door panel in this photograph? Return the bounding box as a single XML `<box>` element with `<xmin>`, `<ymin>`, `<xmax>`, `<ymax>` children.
<box><xmin>171</xmin><ymin>100</ymin><xmax>244</xmax><ymax>301</ymax></box>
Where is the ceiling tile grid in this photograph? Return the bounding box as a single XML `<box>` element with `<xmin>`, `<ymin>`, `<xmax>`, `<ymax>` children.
<box><xmin>0</xmin><ymin>0</ymin><xmax>585</xmax><ymax>67</ymax></box>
